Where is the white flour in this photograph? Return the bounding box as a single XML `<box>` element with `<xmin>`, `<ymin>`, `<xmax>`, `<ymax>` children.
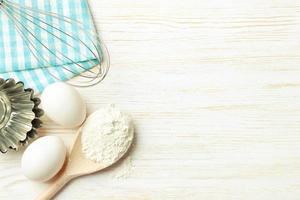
<box><xmin>81</xmin><ymin>105</ymin><xmax>134</xmax><ymax>165</ymax></box>
<box><xmin>113</xmin><ymin>156</ymin><xmax>134</xmax><ymax>179</ymax></box>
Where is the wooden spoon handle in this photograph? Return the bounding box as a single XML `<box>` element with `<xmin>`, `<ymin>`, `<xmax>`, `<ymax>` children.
<box><xmin>36</xmin><ymin>175</ymin><xmax>73</xmax><ymax>200</ymax></box>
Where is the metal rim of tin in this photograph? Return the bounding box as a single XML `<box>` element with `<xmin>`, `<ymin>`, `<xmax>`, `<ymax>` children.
<box><xmin>0</xmin><ymin>78</ymin><xmax>43</xmax><ymax>153</ymax></box>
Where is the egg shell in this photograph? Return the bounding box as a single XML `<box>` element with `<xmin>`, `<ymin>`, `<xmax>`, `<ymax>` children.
<box><xmin>21</xmin><ymin>136</ymin><xmax>67</xmax><ymax>182</ymax></box>
<box><xmin>41</xmin><ymin>82</ymin><xmax>86</xmax><ymax>128</ymax></box>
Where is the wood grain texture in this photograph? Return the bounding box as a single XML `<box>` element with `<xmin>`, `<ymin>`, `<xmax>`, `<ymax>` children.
<box><xmin>1</xmin><ymin>0</ymin><xmax>300</xmax><ymax>199</ymax></box>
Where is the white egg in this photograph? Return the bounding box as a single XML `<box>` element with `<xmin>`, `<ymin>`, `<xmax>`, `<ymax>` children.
<box><xmin>21</xmin><ymin>136</ymin><xmax>67</xmax><ymax>182</ymax></box>
<box><xmin>41</xmin><ymin>82</ymin><xmax>86</xmax><ymax>128</ymax></box>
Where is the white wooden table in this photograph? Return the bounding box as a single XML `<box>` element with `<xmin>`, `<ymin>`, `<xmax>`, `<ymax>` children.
<box><xmin>1</xmin><ymin>0</ymin><xmax>300</xmax><ymax>199</ymax></box>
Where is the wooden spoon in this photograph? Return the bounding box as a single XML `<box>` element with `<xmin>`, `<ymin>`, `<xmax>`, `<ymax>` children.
<box><xmin>36</xmin><ymin>127</ymin><xmax>133</xmax><ymax>200</ymax></box>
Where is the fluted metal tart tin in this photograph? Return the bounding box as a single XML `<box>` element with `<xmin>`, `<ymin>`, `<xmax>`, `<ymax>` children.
<box><xmin>0</xmin><ymin>78</ymin><xmax>43</xmax><ymax>153</ymax></box>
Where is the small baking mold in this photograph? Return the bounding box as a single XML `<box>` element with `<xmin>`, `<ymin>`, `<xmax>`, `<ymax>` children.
<box><xmin>0</xmin><ymin>78</ymin><xmax>43</xmax><ymax>153</ymax></box>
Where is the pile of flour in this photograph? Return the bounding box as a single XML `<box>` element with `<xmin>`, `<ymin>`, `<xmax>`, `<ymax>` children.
<box><xmin>81</xmin><ymin>105</ymin><xmax>134</xmax><ymax>165</ymax></box>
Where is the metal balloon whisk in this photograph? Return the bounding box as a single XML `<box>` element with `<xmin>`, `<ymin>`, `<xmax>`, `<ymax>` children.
<box><xmin>0</xmin><ymin>0</ymin><xmax>109</xmax><ymax>87</ymax></box>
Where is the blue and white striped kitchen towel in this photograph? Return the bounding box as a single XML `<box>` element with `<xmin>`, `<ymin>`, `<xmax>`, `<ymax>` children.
<box><xmin>0</xmin><ymin>0</ymin><xmax>100</xmax><ymax>93</ymax></box>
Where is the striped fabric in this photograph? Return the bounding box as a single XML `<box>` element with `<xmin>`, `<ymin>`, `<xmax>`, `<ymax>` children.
<box><xmin>0</xmin><ymin>0</ymin><xmax>100</xmax><ymax>93</ymax></box>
